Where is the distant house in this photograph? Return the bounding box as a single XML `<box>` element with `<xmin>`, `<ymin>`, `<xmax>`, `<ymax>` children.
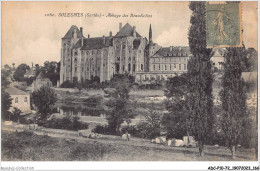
<box><xmin>24</xmin><ymin>69</ymin><xmax>36</xmax><ymax>78</ymax></box>
<box><xmin>6</xmin><ymin>86</ymin><xmax>31</xmax><ymax>114</ymax></box>
<box><xmin>211</xmin><ymin>49</ymin><xmax>225</xmax><ymax>71</ymax></box>
<box><xmin>32</xmin><ymin>72</ymin><xmax>53</xmax><ymax>91</ymax></box>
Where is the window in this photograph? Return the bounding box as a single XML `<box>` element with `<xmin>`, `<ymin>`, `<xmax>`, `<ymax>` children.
<box><xmin>98</xmin><ymin>67</ymin><xmax>100</xmax><ymax>71</ymax></box>
<box><xmin>141</xmin><ymin>64</ymin><xmax>143</xmax><ymax>71</ymax></box>
<box><xmin>174</xmin><ymin>64</ymin><xmax>176</xmax><ymax>68</ymax></box>
<box><xmin>179</xmin><ymin>64</ymin><xmax>181</xmax><ymax>70</ymax></box>
<box><xmin>75</xmin><ymin>67</ymin><xmax>77</xmax><ymax>72</ymax></box>
<box><xmin>24</xmin><ymin>97</ymin><xmax>28</xmax><ymax>103</ymax></box>
<box><xmin>154</xmin><ymin>59</ymin><xmax>155</xmax><ymax>62</ymax></box>
<box><xmin>117</xmin><ymin>57</ymin><xmax>120</xmax><ymax>61</ymax></box>
<box><xmin>165</xmin><ymin>58</ymin><xmax>167</xmax><ymax>62</ymax></box>
<box><xmin>123</xmin><ymin>44</ymin><xmax>126</xmax><ymax>49</ymax></box>
<box><xmin>153</xmin><ymin>65</ymin><xmax>155</xmax><ymax>70</ymax></box>
<box><xmin>122</xmin><ymin>65</ymin><xmax>125</xmax><ymax>71</ymax></box>
<box><xmin>128</xmin><ymin>63</ymin><xmax>131</xmax><ymax>72</ymax></box>
<box><xmin>133</xmin><ymin>57</ymin><xmax>136</xmax><ymax>61</ymax></box>
<box><xmin>170</xmin><ymin>64</ymin><xmax>172</xmax><ymax>70</ymax></box>
<box><xmin>15</xmin><ymin>97</ymin><xmax>18</xmax><ymax>103</ymax></box>
<box><xmin>74</xmin><ymin>58</ymin><xmax>77</xmax><ymax>62</ymax></box>
<box><xmin>87</xmin><ymin>51</ymin><xmax>89</xmax><ymax>55</ymax></box>
<box><xmin>128</xmin><ymin>57</ymin><xmax>131</xmax><ymax>61</ymax></box>
<box><xmin>92</xmin><ymin>51</ymin><xmax>94</xmax><ymax>55</ymax></box>
<box><xmin>184</xmin><ymin>64</ymin><xmax>186</xmax><ymax>70</ymax></box>
<box><xmin>103</xmin><ymin>64</ymin><xmax>106</xmax><ymax>67</ymax></box>
<box><xmin>82</xmin><ymin>67</ymin><xmax>84</xmax><ymax>71</ymax></box>
<box><xmin>87</xmin><ymin>67</ymin><xmax>89</xmax><ymax>71</ymax></box>
<box><xmin>159</xmin><ymin>65</ymin><xmax>160</xmax><ymax>70</ymax></box>
<box><xmin>74</xmin><ymin>51</ymin><xmax>78</xmax><ymax>56</ymax></box>
<box><xmin>133</xmin><ymin>64</ymin><xmax>136</xmax><ymax>72</ymax></box>
<box><xmin>165</xmin><ymin>65</ymin><xmax>167</xmax><ymax>70</ymax></box>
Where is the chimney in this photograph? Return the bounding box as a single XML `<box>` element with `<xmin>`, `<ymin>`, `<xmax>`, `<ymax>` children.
<box><xmin>133</xmin><ymin>26</ymin><xmax>136</xmax><ymax>38</ymax></box>
<box><xmin>119</xmin><ymin>23</ymin><xmax>122</xmax><ymax>31</ymax></box>
<box><xmin>80</xmin><ymin>27</ymin><xmax>83</xmax><ymax>34</ymax></box>
<box><xmin>109</xmin><ymin>31</ymin><xmax>112</xmax><ymax>37</ymax></box>
<box><xmin>88</xmin><ymin>34</ymin><xmax>90</xmax><ymax>38</ymax></box>
<box><xmin>103</xmin><ymin>35</ymin><xmax>105</xmax><ymax>45</ymax></box>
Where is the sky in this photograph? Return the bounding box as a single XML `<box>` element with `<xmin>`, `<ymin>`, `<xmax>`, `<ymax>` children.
<box><xmin>1</xmin><ymin>1</ymin><xmax>258</xmax><ymax>67</ymax></box>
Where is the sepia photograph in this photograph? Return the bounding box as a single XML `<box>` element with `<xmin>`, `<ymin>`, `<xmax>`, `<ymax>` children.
<box><xmin>1</xmin><ymin>0</ymin><xmax>259</xmax><ymax>170</ymax></box>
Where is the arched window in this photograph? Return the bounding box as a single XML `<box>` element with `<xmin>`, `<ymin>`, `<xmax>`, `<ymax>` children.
<box><xmin>15</xmin><ymin>97</ymin><xmax>18</xmax><ymax>103</ymax></box>
<box><xmin>141</xmin><ymin>64</ymin><xmax>143</xmax><ymax>71</ymax></box>
<box><xmin>128</xmin><ymin>63</ymin><xmax>131</xmax><ymax>72</ymax></box>
<box><xmin>133</xmin><ymin>64</ymin><xmax>136</xmax><ymax>72</ymax></box>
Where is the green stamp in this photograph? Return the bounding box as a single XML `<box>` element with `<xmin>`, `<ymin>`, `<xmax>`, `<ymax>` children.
<box><xmin>206</xmin><ymin>2</ymin><xmax>242</xmax><ymax>48</ymax></box>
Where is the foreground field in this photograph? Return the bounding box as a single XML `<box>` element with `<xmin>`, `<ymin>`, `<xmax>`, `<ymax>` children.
<box><xmin>1</xmin><ymin>131</ymin><xmax>256</xmax><ymax>161</ymax></box>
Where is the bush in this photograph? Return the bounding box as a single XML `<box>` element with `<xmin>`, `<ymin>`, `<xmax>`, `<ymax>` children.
<box><xmin>60</xmin><ymin>80</ymin><xmax>75</xmax><ymax>88</ymax></box>
<box><xmin>135</xmin><ymin>122</ymin><xmax>161</xmax><ymax>139</ymax></box>
<box><xmin>44</xmin><ymin>116</ymin><xmax>89</xmax><ymax>131</ymax></box>
<box><xmin>93</xmin><ymin>124</ymin><xmax>117</xmax><ymax>135</ymax></box>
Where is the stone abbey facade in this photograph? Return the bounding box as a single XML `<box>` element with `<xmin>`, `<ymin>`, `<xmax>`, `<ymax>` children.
<box><xmin>60</xmin><ymin>23</ymin><xmax>219</xmax><ymax>85</ymax></box>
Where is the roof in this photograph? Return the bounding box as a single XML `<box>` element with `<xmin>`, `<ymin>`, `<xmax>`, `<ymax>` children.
<box><xmin>114</xmin><ymin>23</ymin><xmax>141</xmax><ymax>38</ymax></box>
<box><xmin>80</xmin><ymin>37</ymin><xmax>113</xmax><ymax>50</ymax></box>
<box><xmin>151</xmin><ymin>46</ymin><xmax>191</xmax><ymax>58</ymax></box>
<box><xmin>212</xmin><ymin>48</ymin><xmax>226</xmax><ymax>57</ymax></box>
<box><xmin>62</xmin><ymin>25</ymin><xmax>84</xmax><ymax>39</ymax></box>
<box><xmin>6</xmin><ymin>86</ymin><xmax>29</xmax><ymax>95</ymax></box>
<box><xmin>24</xmin><ymin>69</ymin><xmax>35</xmax><ymax>76</ymax></box>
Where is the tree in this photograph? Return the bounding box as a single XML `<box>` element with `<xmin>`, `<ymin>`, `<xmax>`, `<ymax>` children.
<box><xmin>32</xmin><ymin>86</ymin><xmax>57</xmax><ymax>122</ymax></box>
<box><xmin>1</xmin><ymin>68</ymin><xmax>12</xmax><ymax>89</ymax></box>
<box><xmin>187</xmin><ymin>1</ymin><xmax>214</xmax><ymax>156</ymax></box>
<box><xmin>105</xmin><ymin>74</ymin><xmax>136</xmax><ymax>134</ymax></box>
<box><xmin>220</xmin><ymin>46</ymin><xmax>248</xmax><ymax>159</ymax></box>
<box><xmin>142</xmin><ymin>103</ymin><xmax>162</xmax><ymax>138</ymax></box>
<box><xmin>13</xmin><ymin>63</ymin><xmax>29</xmax><ymax>81</ymax></box>
<box><xmin>162</xmin><ymin>74</ymin><xmax>189</xmax><ymax>139</ymax></box>
<box><xmin>1</xmin><ymin>91</ymin><xmax>12</xmax><ymax>121</ymax></box>
<box><xmin>12</xmin><ymin>107</ymin><xmax>22</xmax><ymax>122</ymax></box>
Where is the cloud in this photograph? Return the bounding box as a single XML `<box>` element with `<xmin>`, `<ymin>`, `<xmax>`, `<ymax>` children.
<box><xmin>155</xmin><ymin>26</ymin><xmax>189</xmax><ymax>47</ymax></box>
<box><xmin>3</xmin><ymin>37</ymin><xmax>60</xmax><ymax>66</ymax></box>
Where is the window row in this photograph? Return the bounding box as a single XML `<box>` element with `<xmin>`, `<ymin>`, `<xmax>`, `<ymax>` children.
<box><xmin>153</xmin><ymin>64</ymin><xmax>187</xmax><ymax>71</ymax></box>
<box><xmin>153</xmin><ymin>57</ymin><xmax>188</xmax><ymax>62</ymax></box>
<box><xmin>15</xmin><ymin>97</ymin><xmax>28</xmax><ymax>103</ymax></box>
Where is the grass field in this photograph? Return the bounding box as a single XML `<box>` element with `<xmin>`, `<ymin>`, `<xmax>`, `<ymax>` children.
<box><xmin>1</xmin><ymin>131</ymin><xmax>257</xmax><ymax>161</ymax></box>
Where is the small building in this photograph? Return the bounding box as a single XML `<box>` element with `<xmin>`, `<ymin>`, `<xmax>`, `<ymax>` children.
<box><xmin>6</xmin><ymin>86</ymin><xmax>31</xmax><ymax>115</ymax></box>
<box><xmin>211</xmin><ymin>49</ymin><xmax>225</xmax><ymax>71</ymax></box>
<box><xmin>32</xmin><ymin>72</ymin><xmax>53</xmax><ymax>91</ymax></box>
<box><xmin>24</xmin><ymin>69</ymin><xmax>36</xmax><ymax>78</ymax></box>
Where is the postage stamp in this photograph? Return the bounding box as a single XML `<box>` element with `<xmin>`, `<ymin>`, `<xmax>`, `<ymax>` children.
<box><xmin>206</xmin><ymin>2</ymin><xmax>242</xmax><ymax>48</ymax></box>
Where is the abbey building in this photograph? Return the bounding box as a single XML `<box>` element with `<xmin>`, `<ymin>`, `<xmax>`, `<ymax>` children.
<box><xmin>60</xmin><ymin>23</ymin><xmax>221</xmax><ymax>85</ymax></box>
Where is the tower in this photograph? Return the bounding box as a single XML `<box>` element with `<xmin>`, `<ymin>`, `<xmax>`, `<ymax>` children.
<box><xmin>149</xmin><ymin>24</ymin><xmax>153</xmax><ymax>44</ymax></box>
